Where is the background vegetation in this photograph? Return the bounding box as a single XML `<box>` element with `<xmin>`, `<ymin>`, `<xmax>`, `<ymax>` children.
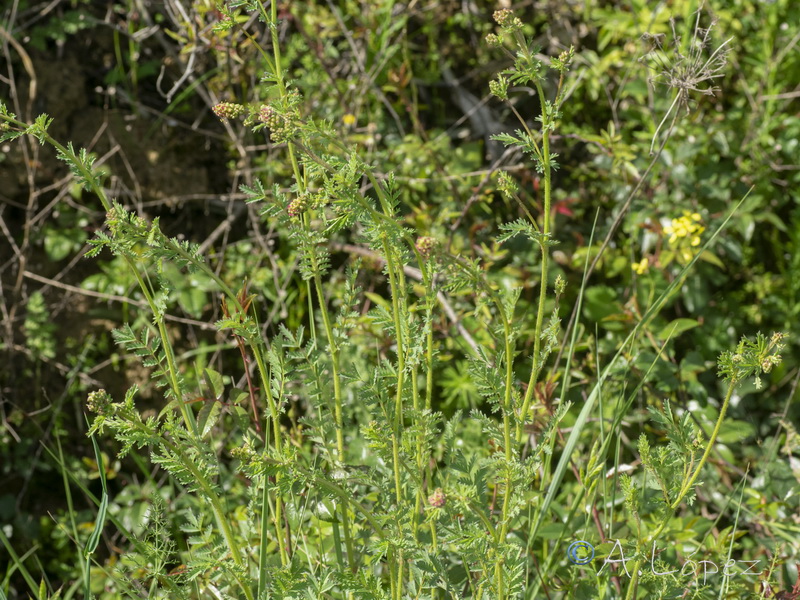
<box><xmin>1</xmin><ymin>0</ymin><xmax>799</xmax><ymax>598</ymax></box>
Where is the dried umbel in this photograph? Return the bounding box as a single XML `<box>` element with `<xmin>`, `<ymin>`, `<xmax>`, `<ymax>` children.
<box><xmin>641</xmin><ymin>16</ymin><xmax>731</xmax><ymax>102</ymax></box>
<box><xmin>640</xmin><ymin>8</ymin><xmax>732</xmax><ymax>154</ymax></box>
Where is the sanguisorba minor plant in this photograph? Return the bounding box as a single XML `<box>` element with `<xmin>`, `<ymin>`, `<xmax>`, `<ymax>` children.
<box><xmin>1</xmin><ymin>2</ymin><xmax>790</xmax><ymax>599</ymax></box>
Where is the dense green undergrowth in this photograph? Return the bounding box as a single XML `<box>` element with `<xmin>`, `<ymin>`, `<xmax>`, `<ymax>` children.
<box><xmin>1</xmin><ymin>0</ymin><xmax>799</xmax><ymax>599</ymax></box>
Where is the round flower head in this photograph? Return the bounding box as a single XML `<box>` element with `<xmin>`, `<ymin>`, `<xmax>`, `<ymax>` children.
<box><xmin>492</xmin><ymin>9</ymin><xmax>523</xmax><ymax>32</ymax></box>
<box><xmin>415</xmin><ymin>236</ymin><xmax>436</xmax><ymax>258</ymax></box>
<box><xmin>258</xmin><ymin>105</ymin><xmax>280</xmax><ymax>128</ymax></box>
<box><xmin>87</xmin><ymin>389</ymin><xmax>113</xmax><ymax>415</ymax></box>
<box><xmin>493</xmin><ymin>9</ymin><xmax>513</xmax><ymax>26</ymax></box>
<box><xmin>485</xmin><ymin>33</ymin><xmax>502</xmax><ymax>48</ymax></box>
<box><xmin>287</xmin><ymin>196</ymin><xmax>308</xmax><ymax>218</ymax></box>
<box><xmin>428</xmin><ymin>488</ymin><xmax>446</xmax><ymax>508</ymax></box>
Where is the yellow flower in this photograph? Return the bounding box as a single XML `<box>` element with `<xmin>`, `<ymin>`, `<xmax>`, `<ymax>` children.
<box><xmin>632</xmin><ymin>258</ymin><xmax>649</xmax><ymax>274</ymax></box>
<box><xmin>663</xmin><ymin>223</ymin><xmax>676</xmax><ymax>244</ymax></box>
<box><xmin>664</xmin><ymin>212</ymin><xmax>704</xmax><ymax>247</ymax></box>
<box><xmin>343</xmin><ymin>113</ymin><xmax>356</xmax><ymax>126</ymax></box>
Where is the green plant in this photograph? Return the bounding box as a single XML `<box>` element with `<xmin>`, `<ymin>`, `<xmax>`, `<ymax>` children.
<box><xmin>2</xmin><ymin>2</ymin><xmax>798</xmax><ymax>599</ymax></box>
<box><xmin>623</xmin><ymin>332</ymin><xmax>787</xmax><ymax>599</ymax></box>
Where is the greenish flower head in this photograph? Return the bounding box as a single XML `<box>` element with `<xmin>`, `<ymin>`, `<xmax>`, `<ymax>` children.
<box><xmin>717</xmin><ymin>332</ymin><xmax>787</xmax><ymax>388</ymax></box>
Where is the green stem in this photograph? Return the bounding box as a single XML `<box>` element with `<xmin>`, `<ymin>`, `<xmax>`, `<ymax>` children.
<box><xmin>134</xmin><ymin>269</ymin><xmax>197</xmax><ymax>437</ymax></box>
<box><xmin>516</xmin><ymin>81</ymin><xmax>553</xmax><ymax>444</ymax></box>
<box><xmin>252</xmin><ymin>345</ymin><xmax>289</xmax><ymax>567</ymax></box>
<box><xmin>311</xmin><ymin>266</ymin><xmax>356</xmax><ymax>569</ymax></box>
<box><xmin>368</xmin><ymin>176</ymin><xmax>411</xmax><ymax>593</ymax></box>
<box><xmin>287</xmin><ymin>465</ymin><xmax>386</xmax><ymax>537</ymax></box>
<box><xmin>496</xmin><ymin>313</ymin><xmax>515</xmax><ymax>599</ymax></box>
<box><xmin>261</xmin><ymin>0</ymin><xmax>356</xmax><ymax>571</ymax></box>
<box><xmin>384</xmin><ymin>242</ymin><xmax>406</xmax><ymax>504</ymax></box>
<box><xmin>424</xmin><ymin>290</ymin><xmax>434</xmax><ymax>414</ymax></box>
<box><xmin>423</xmin><ymin>274</ymin><xmax>435</xmax><ymax>518</ymax></box>
<box><xmin>411</xmin><ymin>364</ymin><xmax>423</xmax><ymax>540</ymax></box>
<box><xmin>389</xmin><ymin>548</ymin><xmax>397</xmax><ymax>600</ymax></box>
<box><xmin>672</xmin><ymin>379</ymin><xmax>735</xmax><ymax>509</ymax></box>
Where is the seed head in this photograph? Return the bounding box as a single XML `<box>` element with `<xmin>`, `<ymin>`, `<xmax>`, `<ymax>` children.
<box><xmin>770</xmin><ymin>332</ymin><xmax>787</xmax><ymax>346</ymax></box>
<box><xmin>555</xmin><ymin>274</ymin><xmax>567</xmax><ymax>295</ymax></box>
<box><xmin>555</xmin><ymin>46</ymin><xmax>575</xmax><ymax>72</ymax></box>
<box><xmin>230</xmin><ymin>443</ymin><xmax>259</xmax><ymax>468</ymax></box>
<box><xmin>641</xmin><ymin>10</ymin><xmax>732</xmax><ymax>154</ymax></box>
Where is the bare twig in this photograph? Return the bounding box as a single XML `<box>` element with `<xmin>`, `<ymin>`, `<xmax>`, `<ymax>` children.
<box><xmin>22</xmin><ymin>270</ymin><xmax>218</xmax><ymax>330</ymax></box>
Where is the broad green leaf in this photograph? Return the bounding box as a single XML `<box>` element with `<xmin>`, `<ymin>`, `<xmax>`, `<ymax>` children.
<box><xmin>230</xmin><ymin>404</ymin><xmax>251</xmax><ymax>432</ymax></box>
<box><xmin>177</xmin><ymin>287</ymin><xmax>207</xmax><ymax>317</ymax></box>
<box><xmin>43</xmin><ymin>227</ymin><xmax>86</xmax><ymax>261</ymax></box>
<box><xmin>204</xmin><ymin>367</ymin><xmax>224</xmax><ymax>398</ymax></box>
<box><xmin>657</xmin><ymin>318</ymin><xmax>700</xmax><ymax>340</ymax></box>
<box><xmin>197</xmin><ymin>400</ymin><xmax>222</xmax><ymax>438</ymax></box>
<box><xmin>698</xmin><ymin>249</ymin><xmax>726</xmax><ymax>269</ymax></box>
<box><xmin>535</xmin><ymin>523</ymin><xmax>566</xmax><ymax>540</ymax></box>
<box><xmin>583</xmin><ymin>285</ymin><xmax>619</xmax><ymax>322</ymax></box>
<box><xmin>364</xmin><ymin>292</ymin><xmax>392</xmax><ymax>311</ymax></box>
<box><xmin>716</xmin><ymin>419</ymin><xmax>756</xmax><ymax>444</ymax></box>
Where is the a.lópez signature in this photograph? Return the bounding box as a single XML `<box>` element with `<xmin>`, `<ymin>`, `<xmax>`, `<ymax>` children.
<box><xmin>570</xmin><ymin>539</ymin><xmax>762</xmax><ymax>585</ymax></box>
